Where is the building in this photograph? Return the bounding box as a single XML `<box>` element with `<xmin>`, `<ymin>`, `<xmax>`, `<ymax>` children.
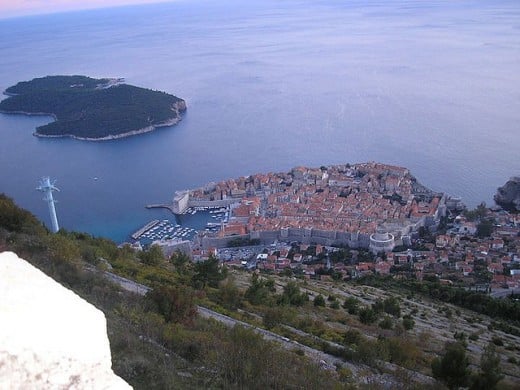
<box><xmin>171</xmin><ymin>190</ymin><xmax>190</xmax><ymax>214</ymax></box>
<box><xmin>369</xmin><ymin>230</ymin><xmax>395</xmax><ymax>254</ymax></box>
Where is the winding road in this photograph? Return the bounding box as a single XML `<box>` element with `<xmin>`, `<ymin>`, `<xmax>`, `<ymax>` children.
<box><xmin>102</xmin><ymin>270</ymin><xmax>435</xmax><ymax>387</ymax></box>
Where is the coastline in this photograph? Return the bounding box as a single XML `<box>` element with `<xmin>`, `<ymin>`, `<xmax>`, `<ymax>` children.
<box><xmin>2</xmin><ymin>77</ymin><xmax>124</xmax><ymax>97</ymax></box>
<box><xmin>0</xmin><ymin>109</ymin><xmax>57</xmax><ymax>121</ymax></box>
<box><xmin>1</xmin><ymin>101</ymin><xmax>185</xmax><ymax>141</ymax></box>
<box><xmin>33</xmin><ymin>116</ymin><xmax>182</xmax><ymax>141</ymax></box>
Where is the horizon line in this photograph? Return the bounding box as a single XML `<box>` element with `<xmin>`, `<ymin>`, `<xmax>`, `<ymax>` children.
<box><xmin>0</xmin><ymin>0</ymin><xmax>179</xmax><ymax>21</ymax></box>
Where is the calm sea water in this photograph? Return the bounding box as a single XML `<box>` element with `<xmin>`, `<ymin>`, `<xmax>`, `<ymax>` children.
<box><xmin>1</xmin><ymin>0</ymin><xmax>519</xmax><ymax>242</ymax></box>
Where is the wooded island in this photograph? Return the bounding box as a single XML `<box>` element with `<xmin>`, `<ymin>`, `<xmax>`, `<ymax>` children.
<box><xmin>0</xmin><ymin>75</ymin><xmax>186</xmax><ymax>140</ymax></box>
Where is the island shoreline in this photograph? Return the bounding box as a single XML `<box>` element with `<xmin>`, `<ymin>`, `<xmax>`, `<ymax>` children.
<box><xmin>0</xmin><ymin>76</ymin><xmax>186</xmax><ymax>141</ymax></box>
<box><xmin>0</xmin><ymin>109</ymin><xmax>57</xmax><ymax>120</ymax></box>
<box><xmin>0</xmin><ymin>101</ymin><xmax>185</xmax><ymax>141</ymax></box>
<box><xmin>32</xmin><ymin>115</ymin><xmax>184</xmax><ymax>141</ymax></box>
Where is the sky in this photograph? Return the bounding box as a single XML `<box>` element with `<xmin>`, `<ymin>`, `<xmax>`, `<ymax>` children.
<box><xmin>0</xmin><ymin>0</ymin><xmax>175</xmax><ymax>19</ymax></box>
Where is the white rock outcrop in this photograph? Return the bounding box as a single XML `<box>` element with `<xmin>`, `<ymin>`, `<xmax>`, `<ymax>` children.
<box><xmin>0</xmin><ymin>251</ymin><xmax>131</xmax><ymax>389</ymax></box>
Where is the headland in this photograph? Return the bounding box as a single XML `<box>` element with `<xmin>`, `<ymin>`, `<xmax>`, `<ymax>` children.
<box><xmin>158</xmin><ymin>162</ymin><xmax>453</xmax><ymax>251</ymax></box>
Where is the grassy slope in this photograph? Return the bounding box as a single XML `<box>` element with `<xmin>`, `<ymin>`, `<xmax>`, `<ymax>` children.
<box><xmin>3</xmin><ymin>192</ymin><xmax>518</xmax><ymax>388</ymax></box>
<box><xmin>0</xmin><ymin>194</ymin><xmax>344</xmax><ymax>390</ymax></box>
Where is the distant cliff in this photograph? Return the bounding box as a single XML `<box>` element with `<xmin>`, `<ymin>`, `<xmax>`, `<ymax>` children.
<box><xmin>494</xmin><ymin>177</ymin><xmax>520</xmax><ymax>212</ymax></box>
<box><xmin>0</xmin><ymin>75</ymin><xmax>186</xmax><ymax>140</ymax></box>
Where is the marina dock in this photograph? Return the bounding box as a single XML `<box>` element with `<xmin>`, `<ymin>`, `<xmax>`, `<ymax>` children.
<box><xmin>131</xmin><ymin>219</ymin><xmax>197</xmax><ymax>243</ymax></box>
<box><xmin>131</xmin><ymin>219</ymin><xmax>159</xmax><ymax>240</ymax></box>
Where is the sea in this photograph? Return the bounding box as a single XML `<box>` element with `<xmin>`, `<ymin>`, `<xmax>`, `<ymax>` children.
<box><xmin>0</xmin><ymin>0</ymin><xmax>519</xmax><ymax>243</ymax></box>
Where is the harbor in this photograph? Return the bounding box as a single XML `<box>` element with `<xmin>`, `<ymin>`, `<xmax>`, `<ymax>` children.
<box><xmin>130</xmin><ymin>206</ymin><xmax>230</xmax><ymax>245</ymax></box>
<box><xmin>131</xmin><ymin>219</ymin><xmax>160</xmax><ymax>240</ymax></box>
<box><xmin>131</xmin><ymin>219</ymin><xmax>196</xmax><ymax>245</ymax></box>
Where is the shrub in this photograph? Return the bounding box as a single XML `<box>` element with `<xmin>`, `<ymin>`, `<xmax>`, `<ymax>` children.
<box><xmin>432</xmin><ymin>342</ymin><xmax>471</xmax><ymax>389</ymax></box>
<box><xmin>359</xmin><ymin>307</ymin><xmax>378</xmax><ymax>324</ymax></box>
<box><xmin>337</xmin><ymin>367</ymin><xmax>352</xmax><ymax>382</ymax></box>
<box><xmin>145</xmin><ymin>286</ymin><xmax>197</xmax><ymax>325</ymax></box>
<box><xmin>263</xmin><ymin>307</ymin><xmax>285</xmax><ymax>329</ymax></box>
<box><xmin>343</xmin><ymin>329</ymin><xmax>362</xmax><ymax>346</ymax></box>
<box><xmin>402</xmin><ymin>315</ymin><xmax>415</xmax><ymax>331</ymax></box>
<box><xmin>470</xmin><ymin>343</ymin><xmax>504</xmax><ymax>390</ymax></box>
<box><xmin>330</xmin><ymin>300</ymin><xmax>340</xmax><ymax>310</ymax></box>
<box><xmin>383</xmin><ymin>297</ymin><xmax>401</xmax><ymax>317</ymax></box>
<box><xmin>356</xmin><ymin>340</ymin><xmax>382</xmax><ymax>365</ymax></box>
<box><xmin>139</xmin><ymin>244</ymin><xmax>165</xmax><ymax>266</ymax></box>
<box><xmin>218</xmin><ymin>278</ymin><xmax>242</xmax><ymax>310</ymax></box>
<box><xmin>469</xmin><ymin>333</ymin><xmax>479</xmax><ymax>341</ymax></box>
<box><xmin>381</xmin><ymin>337</ymin><xmax>421</xmax><ymax>368</ymax></box>
<box><xmin>314</xmin><ymin>294</ymin><xmax>326</xmax><ymax>307</ymax></box>
<box><xmin>454</xmin><ymin>331</ymin><xmax>466</xmax><ymax>342</ymax></box>
<box><xmin>343</xmin><ymin>297</ymin><xmax>360</xmax><ymax>314</ymax></box>
<box><xmin>379</xmin><ymin>316</ymin><xmax>393</xmax><ymax>330</ymax></box>
<box><xmin>245</xmin><ymin>274</ymin><xmax>275</xmax><ymax>306</ymax></box>
<box><xmin>491</xmin><ymin>336</ymin><xmax>503</xmax><ymax>346</ymax></box>
<box><xmin>277</xmin><ymin>281</ymin><xmax>308</xmax><ymax>306</ymax></box>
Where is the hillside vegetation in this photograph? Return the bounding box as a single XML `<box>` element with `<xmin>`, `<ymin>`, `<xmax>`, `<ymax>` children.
<box><xmin>1</xmin><ymin>193</ymin><xmax>519</xmax><ymax>389</ymax></box>
<box><xmin>0</xmin><ymin>194</ymin><xmax>343</xmax><ymax>389</ymax></box>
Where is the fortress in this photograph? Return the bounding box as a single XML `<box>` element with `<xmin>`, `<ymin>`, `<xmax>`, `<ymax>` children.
<box><xmin>198</xmin><ymin>208</ymin><xmax>442</xmax><ymax>251</ymax></box>
<box><xmin>171</xmin><ymin>190</ymin><xmax>238</xmax><ymax>214</ymax></box>
<box><xmin>183</xmin><ymin>163</ymin><xmax>447</xmax><ymax>252</ymax></box>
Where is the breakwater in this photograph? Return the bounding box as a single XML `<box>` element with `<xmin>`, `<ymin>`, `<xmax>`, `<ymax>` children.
<box><xmin>145</xmin><ymin>204</ymin><xmax>176</xmax><ymax>213</ymax></box>
<box><xmin>131</xmin><ymin>219</ymin><xmax>159</xmax><ymax>240</ymax></box>
<box><xmin>148</xmin><ymin>196</ymin><xmax>239</xmax><ymax>215</ymax></box>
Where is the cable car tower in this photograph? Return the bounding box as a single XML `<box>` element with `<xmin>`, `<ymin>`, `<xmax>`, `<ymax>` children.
<box><xmin>37</xmin><ymin>177</ymin><xmax>60</xmax><ymax>233</ymax></box>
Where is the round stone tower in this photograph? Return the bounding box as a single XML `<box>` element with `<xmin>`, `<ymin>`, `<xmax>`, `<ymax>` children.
<box><xmin>369</xmin><ymin>229</ymin><xmax>395</xmax><ymax>254</ymax></box>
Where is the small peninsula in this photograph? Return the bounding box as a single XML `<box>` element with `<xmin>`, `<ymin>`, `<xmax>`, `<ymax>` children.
<box><xmin>0</xmin><ymin>75</ymin><xmax>186</xmax><ymax>140</ymax></box>
<box><xmin>495</xmin><ymin>177</ymin><xmax>520</xmax><ymax>212</ymax></box>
